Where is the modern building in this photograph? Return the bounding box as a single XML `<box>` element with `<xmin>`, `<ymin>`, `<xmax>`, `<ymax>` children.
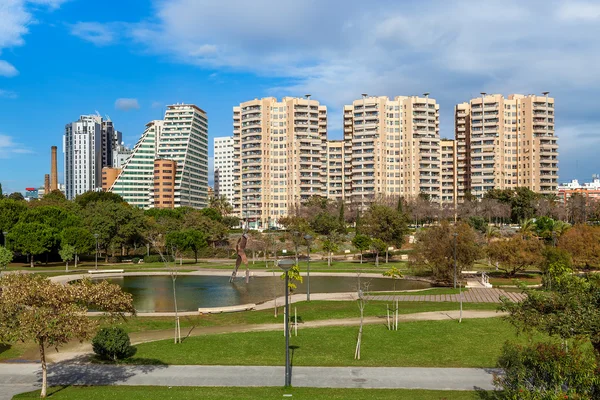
<box><xmin>342</xmin><ymin>95</ymin><xmax>440</xmax><ymax>207</ymax></box>
<box><xmin>213</xmin><ymin>136</ymin><xmax>235</xmax><ymax>202</ymax></box>
<box><xmin>112</xmin><ymin>143</ymin><xmax>132</xmax><ymax>168</ymax></box>
<box><xmin>101</xmin><ymin>167</ymin><xmax>121</xmax><ymax>191</ymax></box>
<box><xmin>110</xmin><ymin>104</ymin><xmax>209</xmax><ymax>209</ymax></box>
<box><xmin>558</xmin><ymin>175</ymin><xmax>600</xmax><ymax>202</ymax></box>
<box><xmin>63</xmin><ymin>115</ymin><xmax>103</xmax><ymax>200</ymax></box>
<box><xmin>440</xmin><ymin>139</ymin><xmax>457</xmax><ymax>206</ymax></box>
<box><xmin>232</xmin><ymin>96</ymin><xmax>327</xmax><ymax>229</ymax></box>
<box><xmin>325</xmin><ymin>140</ymin><xmax>345</xmax><ymax>201</ymax></box>
<box><xmin>455</xmin><ymin>93</ymin><xmax>558</xmax><ymax>199</ymax></box>
<box><xmin>151</xmin><ymin>159</ymin><xmax>177</xmax><ymax>209</ymax></box>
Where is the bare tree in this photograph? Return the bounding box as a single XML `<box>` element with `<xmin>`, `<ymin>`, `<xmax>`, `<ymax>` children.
<box><xmin>354</xmin><ymin>272</ymin><xmax>370</xmax><ymax>360</ymax></box>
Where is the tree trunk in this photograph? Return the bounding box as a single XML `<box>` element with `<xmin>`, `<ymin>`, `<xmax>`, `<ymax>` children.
<box><xmin>75</xmin><ymin>252</ymin><xmax>78</xmax><ymax>268</ymax></box>
<box><xmin>39</xmin><ymin>341</ymin><xmax>47</xmax><ymax>398</ymax></box>
<box><xmin>375</xmin><ymin>252</ymin><xmax>379</xmax><ymax>267</ymax></box>
<box><xmin>194</xmin><ymin>250</ymin><xmax>198</xmax><ymax>263</ymax></box>
<box><xmin>360</xmin><ymin>251</ymin><xmax>363</xmax><ymax>264</ymax></box>
<box><xmin>66</xmin><ymin>261</ymin><xmax>69</xmax><ymax>272</ymax></box>
<box><xmin>30</xmin><ymin>254</ymin><xmax>34</xmax><ymax>268</ymax></box>
<box><xmin>328</xmin><ymin>252</ymin><xmax>331</xmax><ymax>268</ymax></box>
<box><xmin>385</xmin><ymin>248</ymin><xmax>389</xmax><ymax>264</ymax></box>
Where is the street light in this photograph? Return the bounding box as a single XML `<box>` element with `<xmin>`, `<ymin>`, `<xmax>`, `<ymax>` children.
<box><xmin>94</xmin><ymin>233</ymin><xmax>99</xmax><ymax>271</ymax></box>
<box><xmin>304</xmin><ymin>234</ymin><xmax>312</xmax><ymax>301</ymax></box>
<box><xmin>278</xmin><ymin>258</ymin><xmax>295</xmax><ymax>387</ymax></box>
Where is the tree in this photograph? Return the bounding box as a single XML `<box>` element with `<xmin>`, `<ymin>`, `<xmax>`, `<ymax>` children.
<box><xmin>74</xmin><ymin>191</ymin><xmax>124</xmax><ymax>208</ymax></box>
<box><xmin>59</xmin><ymin>244</ymin><xmax>75</xmax><ymax>271</ymax></box>
<box><xmin>0</xmin><ymin>273</ymin><xmax>135</xmax><ymax>398</ymax></box>
<box><xmin>310</xmin><ymin>212</ymin><xmax>342</xmax><ymax>235</ymax></box>
<box><xmin>352</xmin><ymin>234</ymin><xmax>371</xmax><ymax>264</ymax></box>
<box><xmin>0</xmin><ymin>198</ymin><xmax>27</xmax><ymax>234</ymax></box>
<box><xmin>7</xmin><ymin>222</ymin><xmax>54</xmax><ymax>267</ymax></box>
<box><xmin>0</xmin><ymin>246</ymin><xmax>12</xmax><ymax>270</ymax></box>
<box><xmin>208</xmin><ymin>195</ymin><xmax>233</xmax><ymax>216</ymax></box>
<box><xmin>361</xmin><ymin>204</ymin><xmax>408</xmax><ymax>249</ymax></box>
<box><xmin>487</xmin><ymin>234</ymin><xmax>544</xmax><ymax>277</ymax></box>
<box><xmin>370</xmin><ymin>238</ymin><xmax>386</xmax><ymax>267</ymax></box>
<box><xmin>61</xmin><ymin>227</ymin><xmax>95</xmax><ymax>268</ymax></box>
<box><xmin>412</xmin><ymin>222</ymin><xmax>483</xmax><ymax>283</ymax></box>
<box><xmin>558</xmin><ymin>224</ymin><xmax>600</xmax><ymax>269</ymax></box>
<box><xmin>493</xmin><ymin>340</ymin><xmax>599</xmax><ymax>398</ymax></box>
<box><xmin>8</xmin><ymin>192</ymin><xmax>24</xmax><ymax>201</ymax></box>
<box><xmin>322</xmin><ymin>237</ymin><xmax>339</xmax><ymax>267</ymax></box>
<box><xmin>383</xmin><ymin>266</ymin><xmax>403</xmax><ymax>291</ymax></box>
<box><xmin>166</xmin><ymin>229</ymin><xmax>208</xmax><ymax>263</ymax></box>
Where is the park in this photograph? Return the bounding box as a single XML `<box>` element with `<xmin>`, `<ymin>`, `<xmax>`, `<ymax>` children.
<box><xmin>1</xmin><ymin>189</ymin><xmax>600</xmax><ymax>399</ymax></box>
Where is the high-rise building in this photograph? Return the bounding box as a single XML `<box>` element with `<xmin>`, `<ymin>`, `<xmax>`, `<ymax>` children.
<box><xmin>343</xmin><ymin>95</ymin><xmax>440</xmax><ymax>207</ymax></box>
<box><xmin>152</xmin><ymin>159</ymin><xmax>177</xmax><ymax>209</ymax></box>
<box><xmin>110</xmin><ymin>104</ymin><xmax>209</xmax><ymax>209</ymax></box>
<box><xmin>63</xmin><ymin>115</ymin><xmax>103</xmax><ymax>200</ymax></box>
<box><xmin>101</xmin><ymin>167</ymin><xmax>121</xmax><ymax>191</ymax></box>
<box><xmin>440</xmin><ymin>139</ymin><xmax>457</xmax><ymax>206</ymax></box>
<box><xmin>455</xmin><ymin>93</ymin><xmax>558</xmax><ymax>199</ymax></box>
<box><xmin>232</xmin><ymin>97</ymin><xmax>327</xmax><ymax>229</ymax></box>
<box><xmin>112</xmin><ymin>143</ymin><xmax>132</xmax><ymax>169</ymax></box>
<box><xmin>213</xmin><ymin>137</ymin><xmax>234</xmax><ymax>202</ymax></box>
<box><xmin>325</xmin><ymin>140</ymin><xmax>345</xmax><ymax>201</ymax></box>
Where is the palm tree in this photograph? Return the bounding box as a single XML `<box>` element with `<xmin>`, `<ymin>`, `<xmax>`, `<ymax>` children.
<box><xmin>519</xmin><ymin>218</ymin><xmax>537</xmax><ymax>238</ymax></box>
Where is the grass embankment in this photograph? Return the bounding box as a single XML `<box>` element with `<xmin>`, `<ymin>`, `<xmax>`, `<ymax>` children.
<box><xmin>15</xmin><ymin>386</ymin><xmax>480</xmax><ymax>400</ymax></box>
<box><xmin>0</xmin><ymin>300</ymin><xmax>499</xmax><ymax>362</ymax></box>
<box><xmin>128</xmin><ymin>318</ymin><xmax>515</xmax><ymax>368</ymax></box>
<box><xmin>368</xmin><ymin>288</ymin><xmax>467</xmax><ymax>296</ymax></box>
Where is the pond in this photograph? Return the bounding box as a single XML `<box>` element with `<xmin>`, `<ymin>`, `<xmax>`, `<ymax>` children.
<box><xmin>100</xmin><ymin>275</ymin><xmax>432</xmax><ymax>312</ymax></box>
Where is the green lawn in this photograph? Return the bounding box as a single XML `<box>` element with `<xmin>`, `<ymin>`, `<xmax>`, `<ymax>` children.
<box><xmin>106</xmin><ymin>301</ymin><xmax>499</xmax><ymax>333</ymax></box>
<box><xmin>127</xmin><ymin>317</ymin><xmax>518</xmax><ymax>367</ymax></box>
<box><xmin>14</xmin><ymin>386</ymin><xmax>481</xmax><ymax>399</ymax></box>
<box><xmin>368</xmin><ymin>288</ymin><xmax>467</xmax><ymax>296</ymax></box>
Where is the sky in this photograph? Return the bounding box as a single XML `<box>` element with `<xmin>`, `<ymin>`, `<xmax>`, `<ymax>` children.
<box><xmin>1</xmin><ymin>0</ymin><xmax>600</xmax><ymax>194</ymax></box>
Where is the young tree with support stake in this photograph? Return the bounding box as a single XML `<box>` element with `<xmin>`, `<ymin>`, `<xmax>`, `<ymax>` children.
<box><xmin>0</xmin><ymin>273</ymin><xmax>135</xmax><ymax>398</ymax></box>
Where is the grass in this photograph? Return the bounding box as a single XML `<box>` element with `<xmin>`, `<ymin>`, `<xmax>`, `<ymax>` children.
<box><xmin>105</xmin><ymin>301</ymin><xmax>499</xmax><ymax>333</ymax></box>
<box><xmin>15</xmin><ymin>386</ymin><xmax>481</xmax><ymax>399</ymax></box>
<box><xmin>368</xmin><ymin>288</ymin><xmax>468</xmax><ymax>296</ymax></box>
<box><xmin>127</xmin><ymin>317</ymin><xmax>517</xmax><ymax>368</ymax></box>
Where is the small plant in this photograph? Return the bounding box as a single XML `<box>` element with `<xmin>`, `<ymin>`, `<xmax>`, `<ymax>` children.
<box><xmin>131</xmin><ymin>257</ymin><xmax>140</xmax><ymax>264</ymax></box>
<box><xmin>92</xmin><ymin>326</ymin><xmax>135</xmax><ymax>362</ymax></box>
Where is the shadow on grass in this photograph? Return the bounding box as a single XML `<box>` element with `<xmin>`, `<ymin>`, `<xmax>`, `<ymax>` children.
<box><xmin>38</xmin><ymin>354</ymin><xmax>168</xmax><ymax>388</ymax></box>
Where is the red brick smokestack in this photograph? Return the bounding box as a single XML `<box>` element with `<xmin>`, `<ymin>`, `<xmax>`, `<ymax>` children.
<box><xmin>44</xmin><ymin>174</ymin><xmax>50</xmax><ymax>194</ymax></box>
<box><xmin>50</xmin><ymin>146</ymin><xmax>58</xmax><ymax>191</ymax></box>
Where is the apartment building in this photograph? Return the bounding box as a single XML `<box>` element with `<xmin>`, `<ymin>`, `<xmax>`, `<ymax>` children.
<box><xmin>110</xmin><ymin>104</ymin><xmax>209</xmax><ymax>209</ymax></box>
<box><xmin>342</xmin><ymin>95</ymin><xmax>441</xmax><ymax>207</ymax></box>
<box><xmin>440</xmin><ymin>139</ymin><xmax>457</xmax><ymax>205</ymax></box>
<box><xmin>63</xmin><ymin>115</ymin><xmax>103</xmax><ymax>199</ymax></box>
<box><xmin>325</xmin><ymin>140</ymin><xmax>345</xmax><ymax>201</ymax></box>
<box><xmin>214</xmin><ymin>136</ymin><xmax>235</xmax><ymax>202</ymax></box>
<box><xmin>232</xmin><ymin>97</ymin><xmax>327</xmax><ymax>229</ymax></box>
<box><xmin>455</xmin><ymin>93</ymin><xmax>558</xmax><ymax>199</ymax></box>
<box><xmin>152</xmin><ymin>159</ymin><xmax>178</xmax><ymax>209</ymax></box>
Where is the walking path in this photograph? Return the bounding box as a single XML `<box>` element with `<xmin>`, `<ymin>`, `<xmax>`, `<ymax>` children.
<box><xmin>0</xmin><ymin>364</ymin><xmax>498</xmax><ymax>399</ymax></box>
<box><xmin>366</xmin><ymin>288</ymin><xmax>525</xmax><ymax>303</ymax></box>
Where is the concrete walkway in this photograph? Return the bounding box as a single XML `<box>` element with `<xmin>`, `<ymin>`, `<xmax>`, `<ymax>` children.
<box><xmin>0</xmin><ymin>363</ymin><xmax>498</xmax><ymax>399</ymax></box>
<box><xmin>366</xmin><ymin>288</ymin><xmax>525</xmax><ymax>303</ymax></box>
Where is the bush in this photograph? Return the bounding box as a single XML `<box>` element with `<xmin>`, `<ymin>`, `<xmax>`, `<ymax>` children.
<box><xmin>92</xmin><ymin>327</ymin><xmax>135</xmax><ymax>361</ymax></box>
<box><xmin>107</xmin><ymin>256</ymin><xmax>120</xmax><ymax>264</ymax></box>
<box><xmin>143</xmin><ymin>255</ymin><xmax>174</xmax><ymax>263</ymax></box>
<box><xmin>131</xmin><ymin>257</ymin><xmax>140</xmax><ymax>264</ymax></box>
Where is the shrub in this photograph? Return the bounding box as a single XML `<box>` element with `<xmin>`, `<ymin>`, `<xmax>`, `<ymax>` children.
<box><xmin>107</xmin><ymin>256</ymin><xmax>120</xmax><ymax>264</ymax></box>
<box><xmin>131</xmin><ymin>257</ymin><xmax>140</xmax><ymax>264</ymax></box>
<box><xmin>92</xmin><ymin>327</ymin><xmax>135</xmax><ymax>361</ymax></box>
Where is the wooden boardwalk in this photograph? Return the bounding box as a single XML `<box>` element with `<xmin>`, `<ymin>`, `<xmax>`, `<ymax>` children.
<box><xmin>366</xmin><ymin>288</ymin><xmax>525</xmax><ymax>303</ymax></box>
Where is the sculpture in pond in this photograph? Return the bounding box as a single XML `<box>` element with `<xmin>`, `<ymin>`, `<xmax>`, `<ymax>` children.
<box><xmin>230</xmin><ymin>232</ymin><xmax>249</xmax><ymax>283</ymax></box>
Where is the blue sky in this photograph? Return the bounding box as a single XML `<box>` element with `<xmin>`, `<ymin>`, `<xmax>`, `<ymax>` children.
<box><xmin>1</xmin><ymin>0</ymin><xmax>600</xmax><ymax>194</ymax></box>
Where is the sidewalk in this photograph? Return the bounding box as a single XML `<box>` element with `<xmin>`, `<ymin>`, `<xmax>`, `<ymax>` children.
<box><xmin>0</xmin><ymin>363</ymin><xmax>498</xmax><ymax>399</ymax></box>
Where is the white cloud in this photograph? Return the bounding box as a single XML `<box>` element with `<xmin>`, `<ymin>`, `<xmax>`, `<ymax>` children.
<box><xmin>0</xmin><ymin>61</ymin><xmax>19</xmax><ymax>77</ymax></box>
<box><xmin>557</xmin><ymin>2</ymin><xmax>600</xmax><ymax>21</ymax></box>
<box><xmin>0</xmin><ymin>89</ymin><xmax>17</xmax><ymax>98</ymax></box>
<box><xmin>69</xmin><ymin>22</ymin><xmax>116</xmax><ymax>46</ymax></box>
<box><xmin>0</xmin><ymin>134</ymin><xmax>32</xmax><ymax>158</ymax></box>
<box><xmin>115</xmin><ymin>98</ymin><xmax>140</xmax><ymax>111</ymax></box>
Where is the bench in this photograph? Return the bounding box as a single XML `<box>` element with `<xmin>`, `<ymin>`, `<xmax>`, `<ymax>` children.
<box><xmin>198</xmin><ymin>304</ymin><xmax>256</xmax><ymax>314</ymax></box>
<box><xmin>87</xmin><ymin>269</ymin><xmax>125</xmax><ymax>274</ymax></box>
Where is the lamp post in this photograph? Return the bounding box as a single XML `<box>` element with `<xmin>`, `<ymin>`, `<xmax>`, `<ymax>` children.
<box><xmin>453</xmin><ymin>232</ymin><xmax>458</xmax><ymax>289</ymax></box>
<box><xmin>94</xmin><ymin>233</ymin><xmax>99</xmax><ymax>271</ymax></box>
<box><xmin>304</xmin><ymin>234</ymin><xmax>312</xmax><ymax>301</ymax></box>
<box><xmin>278</xmin><ymin>259</ymin><xmax>295</xmax><ymax>387</ymax></box>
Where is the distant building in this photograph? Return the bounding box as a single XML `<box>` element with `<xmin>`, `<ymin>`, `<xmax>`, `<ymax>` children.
<box><xmin>25</xmin><ymin>187</ymin><xmax>38</xmax><ymax>201</ymax></box>
<box><xmin>213</xmin><ymin>136</ymin><xmax>234</xmax><ymax>202</ymax></box>
<box><xmin>152</xmin><ymin>159</ymin><xmax>177</xmax><ymax>209</ymax></box>
<box><xmin>110</xmin><ymin>104</ymin><xmax>209</xmax><ymax>209</ymax></box>
<box><xmin>558</xmin><ymin>175</ymin><xmax>600</xmax><ymax>201</ymax></box>
<box><xmin>101</xmin><ymin>167</ymin><xmax>121</xmax><ymax>191</ymax></box>
<box><xmin>112</xmin><ymin>143</ymin><xmax>132</xmax><ymax>168</ymax></box>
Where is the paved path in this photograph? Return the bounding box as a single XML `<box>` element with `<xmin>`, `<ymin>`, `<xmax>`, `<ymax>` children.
<box><xmin>366</xmin><ymin>288</ymin><xmax>525</xmax><ymax>303</ymax></box>
<box><xmin>0</xmin><ymin>363</ymin><xmax>499</xmax><ymax>399</ymax></box>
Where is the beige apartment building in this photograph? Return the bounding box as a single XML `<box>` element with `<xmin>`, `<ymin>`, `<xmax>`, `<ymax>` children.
<box><xmin>232</xmin><ymin>97</ymin><xmax>327</xmax><ymax>229</ymax></box>
<box><xmin>440</xmin><ymin>139</ymin><xmax>457</xmax><ymax>206</ymax></box>
<box><xmin>343</xmin><ymin>95</ymin><xmax>441</xmax><ymax>207</ymax></box>
<box><xmin>325</xmin><ymin>140</ymin><xmax>345</xmax><ymax>201</ymax></box>
<box><xmin>455</xmin><ymin>93</ymin><xmax>558</xmax><ymax>199</ymax></box>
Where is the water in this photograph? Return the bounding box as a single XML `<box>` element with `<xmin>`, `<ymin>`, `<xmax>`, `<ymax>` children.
<box><xmin>101</xmin><ymin>275</ymin><xmax>432</xmax><ymax>312</ymax></box>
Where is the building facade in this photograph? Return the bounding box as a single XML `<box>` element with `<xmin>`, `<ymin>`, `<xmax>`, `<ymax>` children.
<box><xmin>101</xmin><ymin>167</ymin><xmax>121</xmax><ymax>191</ymax></box>
<box><xmin>232</xmin><ymin>97</ymin><xmax>327</xmax><ymax>229</ymax></box>
<box><xmin>558</xmin><ymin>176</ymin><xmax>600</xmax><ymax>202</ymax></box>
<box><xmin>342</xmin><ymin>95</ymin><xmax>440</xmax><ymax>207</ymax></box>
<box><xmin>110</xmin><ymin>104</ymin><xmax>209</xmax><ymax>209</ymax></box>
<box><xmin>325</xmin><ymin>140</ymin><xmax>345</xmax><ymax>201</ymax></box>
<box><xmin>152</xmin><ymin>159</ymin><xmax>178</xmax><ymax>209</ymax></box>
<box><xmin>213</xmin><ymin>136</ymin><xmax>235</xmax><ymax>202</ymax></box>
<box><xmin>63</xmin><ymin>115</ymin><xmax>103</xmax><ymax>200</ymax></box>
<box><xmin>455</xmin><ymin>93</ymin><xmax>558</xmax><ymax>199</ymax></box>
<box><xmin>440</xmin><ymin>139</ymin><xmax>457</xmax><ymax>206</ymax></box>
